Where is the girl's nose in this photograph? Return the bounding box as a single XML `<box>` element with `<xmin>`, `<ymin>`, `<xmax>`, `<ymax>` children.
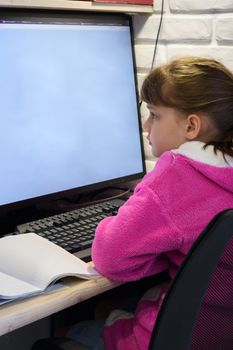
<box><xmin>143</xmin><ymin>117</ymin><xmax>151</xmax><ymax>132</ymax></box>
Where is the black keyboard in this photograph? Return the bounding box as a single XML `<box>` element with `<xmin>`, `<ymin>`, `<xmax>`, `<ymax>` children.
<box><xmin>16</xmin><ymin>198</ymin><xmax>125</xmax><ymax>261</ymax></box>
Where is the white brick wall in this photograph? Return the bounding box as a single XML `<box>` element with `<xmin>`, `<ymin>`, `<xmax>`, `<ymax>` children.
<box><xmin>216</xmin><ymin>18</ymin><xmax>233</xmax><ymax>43</ymax></box>
<box><xmin>134</xmin><ymin>0</ymin><xmax>233</xmax><ymax>166</ymax></box>
<box><xmin>170</xmin><ymin>0</ymin><xmax>233</xmax><ymax>13</ymax></box>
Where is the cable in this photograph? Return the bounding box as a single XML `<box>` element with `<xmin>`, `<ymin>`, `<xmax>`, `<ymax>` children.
<box><xmin>139</xmin><ymin>0</ymin><xmax>165</xmax><ymax>108</ymax></box>
<box><xmin>150</xmin><ymin>0</ymin><xmax>165</xmax><ymax>71</ymax></box>
<box><xmin>82</xmin><ymin>188</ymin><xmax>131</xmax><ymax>207</ymax></box>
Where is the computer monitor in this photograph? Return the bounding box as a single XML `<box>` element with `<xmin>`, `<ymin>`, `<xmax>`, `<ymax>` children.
<box><xmin>0</xmin><ymin>10</ymin><xmax>145</xmax><ymax>217</ymax></box>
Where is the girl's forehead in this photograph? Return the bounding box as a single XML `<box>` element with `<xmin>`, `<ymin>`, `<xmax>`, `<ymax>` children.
<box><xmin>146</xmin><ymin>104</ymin><xmax>163</xmax><ymax>112</ymax></box>
<box><xmin>146</xmin><ymin>104</ymin><xmax>156</xmax><ymax>110</ymax></box>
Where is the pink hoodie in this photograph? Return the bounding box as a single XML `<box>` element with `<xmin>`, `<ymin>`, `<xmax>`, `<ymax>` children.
<box><xmin>92</xmin><ymin>141</ymin><xmax>233</xmax><ymax>350</ymax></box>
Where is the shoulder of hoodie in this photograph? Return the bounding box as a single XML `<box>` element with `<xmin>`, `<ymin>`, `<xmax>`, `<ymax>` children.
<box><xmin>136</xmin><ymin>141</ymin><xmax>233</xmax><ymax>192</ymax></box>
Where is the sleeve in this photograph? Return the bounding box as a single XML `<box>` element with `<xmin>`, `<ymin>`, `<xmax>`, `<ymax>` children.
<box><xmin>91</xmin><ymin>183</ymin><xmax>182</xmax><ymax>282</ymax></box>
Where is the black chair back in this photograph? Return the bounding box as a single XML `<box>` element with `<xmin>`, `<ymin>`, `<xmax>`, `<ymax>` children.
<box><xmin>149</xmin><ymin>209</ymin><xmax>233</xmax><ymax>350</ymax></box>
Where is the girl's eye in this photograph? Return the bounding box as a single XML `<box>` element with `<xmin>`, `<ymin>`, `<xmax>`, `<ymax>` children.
<box><xmin>150</xmin><ymin>112</ymin><xmax>158</xmax><ymax>120</ymax></box>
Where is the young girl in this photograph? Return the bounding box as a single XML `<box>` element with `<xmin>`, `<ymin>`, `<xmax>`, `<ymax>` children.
<box><xmin>69</xmin><ymin>56</ymin><xmax>233</xmax><ymax>350</ymax></box>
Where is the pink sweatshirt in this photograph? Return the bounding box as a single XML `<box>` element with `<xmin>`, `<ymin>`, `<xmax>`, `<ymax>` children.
<box><xmin>92</xmin><ymin>141</ymin><xmax>233</xmax><ymax>350</ymax></box>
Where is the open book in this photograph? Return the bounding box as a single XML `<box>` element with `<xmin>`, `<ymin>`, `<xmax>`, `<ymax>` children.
<box><xmin>0</xmin><ymin>233</ymin><xmax>100</xmax><ymax>304</ymax></box>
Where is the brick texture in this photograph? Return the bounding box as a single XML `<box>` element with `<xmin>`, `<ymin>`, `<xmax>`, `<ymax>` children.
<box><xmin>216</xmin><ymin>18</ymin><xmax>233</xmax><ymax>44</ymax></box>
<box><xmin>170</xmin><ymin>0</ymin><xmax>233</xmax><ymax>13</ymax></box>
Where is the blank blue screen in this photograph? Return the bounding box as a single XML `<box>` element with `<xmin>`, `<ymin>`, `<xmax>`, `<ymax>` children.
<box><xmin>0</xmin><ymin>20</ymin><xmax>143</xmax><ymax>205</ymax></box>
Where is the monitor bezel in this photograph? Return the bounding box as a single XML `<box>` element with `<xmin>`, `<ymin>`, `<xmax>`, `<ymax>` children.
<box><xmin>0</xmin><ymin>8</ymin><xmax>146</xmax><ymax>214</ymax></box>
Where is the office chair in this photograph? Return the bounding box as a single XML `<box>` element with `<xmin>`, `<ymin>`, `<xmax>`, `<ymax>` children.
<box><xmin>149</xmin><ymin>208</ymin><xmax>233</xmax><ymax>350</ymax></box>
<box><xmin>31</xmin><ymin>209</ymin><xmax>233</xmax><ymax>350</ymax></box>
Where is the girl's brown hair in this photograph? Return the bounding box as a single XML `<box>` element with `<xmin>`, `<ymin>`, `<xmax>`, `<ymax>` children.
<box><xmin>141</xmin><ymin>56</ymin><xmax>233</xmax><ymax>157</ymax></box>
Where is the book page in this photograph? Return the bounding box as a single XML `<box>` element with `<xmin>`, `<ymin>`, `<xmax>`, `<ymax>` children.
<box><xmin>0</xmin><ymin>271</ymin><xmax>41</xmax><ymax>299</ymax></box>
<box><xmin>0</xmin><ymin>233</ymin><xmax>100</xmax><ymax>297</ymax></box>
<box><xmin>0</xmin><ymin>280</ymin><xmax>67</xmax><ymax>302</ymax></box>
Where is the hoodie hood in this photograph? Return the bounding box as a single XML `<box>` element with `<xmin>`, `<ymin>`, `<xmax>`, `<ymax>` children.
<box><xmin>172</xmin><ymin>141</ymin><xmax>233</xmax><ymax>193</ymax></box>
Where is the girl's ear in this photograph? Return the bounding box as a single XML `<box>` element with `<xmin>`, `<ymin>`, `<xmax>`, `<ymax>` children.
<box><xmin>185</xmin><ymin>114</ymin><xmax>202</xmax><ymax>140</ymax></box>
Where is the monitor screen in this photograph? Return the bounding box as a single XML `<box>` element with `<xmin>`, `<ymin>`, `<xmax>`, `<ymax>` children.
<box><xmin>0</xmin><ymin>10</ymin><xmax>145</xmax><ymax>211</ymax></box>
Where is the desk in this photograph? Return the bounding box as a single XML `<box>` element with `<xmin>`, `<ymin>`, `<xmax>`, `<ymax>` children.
<box><xmin>0</xmin><ymin>276</ymin><xmax>122</xmax><ymax>336</ymax></box>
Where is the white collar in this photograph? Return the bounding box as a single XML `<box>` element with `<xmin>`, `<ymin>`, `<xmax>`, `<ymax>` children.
<box><xmin>172</xmin><ymin>141</ymin><xmax>233</xmax><ymax>167</ymax></box>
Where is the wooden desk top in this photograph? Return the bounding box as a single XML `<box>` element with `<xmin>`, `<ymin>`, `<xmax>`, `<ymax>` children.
<box><xmin>0</xmin><ymin>276</ymin><xmax>121</xmax><ymax>336</ymax></box>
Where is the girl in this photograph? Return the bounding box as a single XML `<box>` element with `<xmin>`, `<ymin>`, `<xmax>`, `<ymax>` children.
<box><xmin>70</xmin><ymin>56</ymin><xmax>233</xmax><ymax>349</ymax></box>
